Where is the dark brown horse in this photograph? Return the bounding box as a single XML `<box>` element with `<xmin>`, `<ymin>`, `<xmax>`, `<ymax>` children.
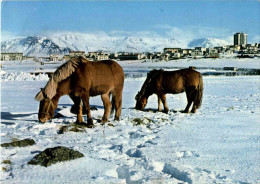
<box><xmin>135</xmin><ymin>69</ymin><xmax>203</xmax><ymax>113</ymax></box>
<box><xmin>35</xmin><ymin>56</ymin><xmax>124</xmax><ymax>125</ymax></box>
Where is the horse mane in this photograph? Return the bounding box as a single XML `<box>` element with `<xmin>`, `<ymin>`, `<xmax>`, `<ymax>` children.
<box><xmin>136</xmin><ymin>69</ymin><xmax>164</xmax><ymax>99</ymax></box>
<box><xmin>35</xmin><ymin>56</ymin><xmax>88</xmax><ymax>100</ymax></box>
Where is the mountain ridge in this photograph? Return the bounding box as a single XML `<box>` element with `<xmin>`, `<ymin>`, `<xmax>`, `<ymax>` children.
<box><xmin>1</xmin><ymin>33</ymin><xmax>229</xmax><ymax>57</ymax></box>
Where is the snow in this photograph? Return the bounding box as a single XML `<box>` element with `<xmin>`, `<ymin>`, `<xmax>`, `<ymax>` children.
<box><xmin>1</xmin><ymin>58</ymin><xmax>260</xmax><ymax>184</ymax></box>
<box><xmin>188</xmin><ymin>38</ymin><xmax>229</xmax><ymax>48</ymax></box>
<box><xmin>1</xmin><ymin>33</ymin><xmax>229</xmax><ymax>56</ymax></box>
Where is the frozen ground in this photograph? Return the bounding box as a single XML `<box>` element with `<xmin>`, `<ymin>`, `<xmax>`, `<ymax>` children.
<box><xmin>1</xmin><ymin>58</ymin><xmax>260</xmax><ymax>184</ymax></box>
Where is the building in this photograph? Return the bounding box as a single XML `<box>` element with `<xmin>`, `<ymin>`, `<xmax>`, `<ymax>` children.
<box><xmin>118</xmin><ymin>53</ymin><xmax>143</xmax><ymax>60</ymax></box>
<box><xmin>1</xmin><ymin>53</ymin><xmax>23</xmax><ymax>61</ymax></box>
<box><xmin>69</xmin><ymin>51</ymin><xmax>86</xmax><ymax>57</ymax></box>
<box><xmin>87</xmin><ymin>52</ymin><xmax>110</xmax><ymax>61</ymax></box>
<box><xmin>205</xmin><ymin>48</ymin><xmax>219</xmax><ymax>58</ymax></box>
<box><xmin>50</xmin><ymin>54</ymin><xmax>59</xmax><ymax>62</ymax></box>
<box><xmin>180</xmin><ymin>49</ymin><xmax>192</xmax><ymax>57</ymax></box>
<box><xmin>234</xmin><ymin>32</ymin><xmax>247</xmax><ymax>46</ymax></box>
<box><xmin>191</xmin><ymin>49</ymin><xmax>204</xmax><ymax>58</ymax></box>
<box><xmin>163</xmin><ymin>48</ymin><xmax>182</xmax><ymax>54</ymax></box>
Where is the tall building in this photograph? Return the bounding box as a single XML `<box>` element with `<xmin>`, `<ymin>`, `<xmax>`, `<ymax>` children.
<box><xmin>234</xmin><ymin>32</ymin><xmax>247</xmax><ymax>45</ymax></box>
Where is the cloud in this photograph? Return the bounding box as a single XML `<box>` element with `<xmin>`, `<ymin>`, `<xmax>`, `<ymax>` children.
<box><xmin>1</xmin><ymin>31</ymin><xmax>21</xmax><ymax>42</ymax></box>
<box><xmin>154</xmin><ymin>24</ymin><xmax>233</xmax><ymax>43</ymax></box>
<box><xmin>251</xmin><ymin>35</ymin><xmax>260</xmax><ymax>43</ymax></box>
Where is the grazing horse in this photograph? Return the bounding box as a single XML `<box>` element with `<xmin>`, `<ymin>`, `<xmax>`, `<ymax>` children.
<box><xmin>135</xmin><ymin>69</ymin><xmax>203</xmax><ymax>113</ymax></box>
<box><xmin>35</xmin><ymin>56</ymin><xmax>124</xmax><ymax>125</ymax></box>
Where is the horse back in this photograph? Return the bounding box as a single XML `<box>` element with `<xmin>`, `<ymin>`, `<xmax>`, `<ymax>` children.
<box><xmin>161</xmin><ymin>69</ymin><xmax>201</xmax><ymax>93</ymax></box>
<box><xmin>72</xmin><ymin>60</ymin><xmax>124</xmax><ymax>96</ymax></box>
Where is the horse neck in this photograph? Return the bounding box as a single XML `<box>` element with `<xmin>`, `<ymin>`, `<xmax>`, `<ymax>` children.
<box><xmin>140</xmin><ymin>82</ymin><xmax>153</xmax><ymax>99</ymax></box>
<box><xmin>52</xmin><ymin>77</ymin><xmax>71</xmax><ymax>106</ymax></box>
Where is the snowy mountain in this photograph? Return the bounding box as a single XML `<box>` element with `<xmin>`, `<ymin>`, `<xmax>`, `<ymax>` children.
<box><xmin>1</xmin><ymin>33</ymin><xmax>229</xmax><ymax>57</ymax></box>
<box><xmin>1</xmin><ymin>36</ymin><xmax>71</xmax><ymax>57</ymax></box>
<box><xmin>188</xmin><ymin>38</ymin><xmax>229</xmax><ymax>48</ymax></box>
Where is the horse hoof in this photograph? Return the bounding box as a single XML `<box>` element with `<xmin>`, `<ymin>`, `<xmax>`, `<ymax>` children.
<box><xmin>164</xmin><ymin>109</ymin><xmax>169</xmax><ymax>114</ymax></box>
<box><xmin>101</xmin><ymin>119</ymin><xmax>108</xmax><ymax>124</ymax></box>
<box><xmin>87</xmin><ymin>119</ymin><xmax>94</xmax><ymax>125</ymax></box>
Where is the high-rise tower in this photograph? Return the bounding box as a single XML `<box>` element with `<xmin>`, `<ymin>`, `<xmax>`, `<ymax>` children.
<box><xmin>234</xmin><ymin>33</ymin><xmax>247</xmax><ymax>45</ymax></box>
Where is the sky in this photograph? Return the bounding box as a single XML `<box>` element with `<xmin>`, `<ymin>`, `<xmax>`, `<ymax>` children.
<box><xmin>1</xmin><ymin>0</ymin><xmax>260</xmax><ymax>43</ymax></box>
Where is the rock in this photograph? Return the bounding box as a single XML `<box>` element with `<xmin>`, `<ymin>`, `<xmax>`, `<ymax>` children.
<box><xmin>1</xmin><ymin>139</ymin><xmax>36</xmax><ymax>148</ymax></box>
<box><xmin>28</xmin><ymin>146</ymin><xmax>84</xmax><ymax>167</ymax></box>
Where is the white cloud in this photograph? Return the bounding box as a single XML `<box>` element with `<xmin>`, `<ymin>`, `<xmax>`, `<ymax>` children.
<box><xmin>154</xmin><ymin>25</ymin><xmax>233</xmax><ymax>43</ymax></box>
<box><xmin>251</xmin><ymin>35</ymin><xmax>260</xmax><ymax>43</ymax></box>
<box><xmin>1</xmin><ymin>31</ymin><xmax>21</xmax><ymax>42</ymax></box>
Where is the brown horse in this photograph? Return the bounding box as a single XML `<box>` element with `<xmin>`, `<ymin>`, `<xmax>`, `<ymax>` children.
<box><xmin>35</xmin><ymin>56</ymin><xmax>124</xmax><ymax>125</ymax></box>
<box><xmin>135</xmin><ymin>68</ymin><xmax>203</xmax><ymax>113</ymax></box>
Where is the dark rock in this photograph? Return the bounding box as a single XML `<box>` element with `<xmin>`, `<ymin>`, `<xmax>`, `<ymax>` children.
<box><xmin>1</xmin><ymin>139</ymin><xmax>36</xmax><ymax>148</ymax></box>
<box><xmin>28</xmin><ymin>146</ymin><xmax>84</xmax><ymax>167</ymax></box>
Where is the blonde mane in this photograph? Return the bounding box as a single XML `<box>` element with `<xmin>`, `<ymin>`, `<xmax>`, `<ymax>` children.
<box><xmin>36</xmin><ymin>56</ymin><xmax>87</xmax><ymax>100</ymax></box>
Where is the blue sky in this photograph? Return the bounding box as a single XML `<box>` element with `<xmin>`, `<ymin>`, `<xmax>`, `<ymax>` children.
<box><xmin>1</xmin><ymin>1</ymin><xmax>259</xmax><ymax>43</ymax></box>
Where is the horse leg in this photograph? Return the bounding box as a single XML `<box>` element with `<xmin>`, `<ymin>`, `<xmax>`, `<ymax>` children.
<box><xmin>81</xmin><ymin>92</ymin><xmax>93</xmax><ymax>125</ymax></box>
<box><xmin>191</xmin><ymin>91</ymin><xmax>198</xmax><ymax>113</ymax></box>
<box><xmin>113</xmin><ymin>90</ymin><xmax>122</xmax><ymax>121</ymax></box>
<box><xmin>161</xmin><ymin>94</ymin><xmax>169</xmax><ymax>113</ymax></box>
<box><xmin>157</xmin><ymin>95</ymin><xmax>162</xmax><ymax>112</ymax></box>
<box><xmin>184</xmin><ymin>90</ymin><xmax>194</xmax><ymax>113</ymax></box>
<box><xmin>101</xmin><ymin>93</ymin><xmax>111</xmax><ymax>123</ymax></box>
<box><xmin>69</xmin><ymin>94</ymin><xmax>84</xmax><ymax>123</ymax></box>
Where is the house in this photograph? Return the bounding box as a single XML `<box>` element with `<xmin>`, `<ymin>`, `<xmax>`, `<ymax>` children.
<box><xmin>1</xmin><ymin>53</ymin><xmax>23</xmax><ymax>61</ymax></box>
<box><xmin>163</xmin><ymin>48</ymin><xmax>182</xmax><ymax>54</ymax></box>
<box><xmin>191</xmin><ymin>49</ymin><xmax>203</xmax><ymax>58</ymax></box>
<box><xmin>180</xmin><ymin>49</ymin><xmax>192</xmax><ymax>57</ymax></box>
<box><xmin>214</xmin><ymin>46</ymin><xmax>226</xmax><ymax>53</ymax></box>
<box><xmin>87</xmin><ymin>52</ymin><xmax>110</xmax><ymax>61</ymax></box>
<box><xmin>69</xmin><ymin>51</ymin><xmax>86</xmax><ymax>57</ymax></box>
<box><xmin>205</xmin><ymin>48</ymin><xmax>219</xmax><ymax>58</ymax></box>
<box><xmin>50</xmin><ymin>54</ymin><xmax>59</xmax><ymax>62</ymax></box>
<box><xmin>194</xmin><ymin>47</ymin><xmax>206</xmax><ymax>53</ymax></box>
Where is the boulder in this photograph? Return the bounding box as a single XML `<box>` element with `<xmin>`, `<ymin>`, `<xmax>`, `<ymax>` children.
<box><xmin>28</xmin><ymin>146</ymin><xmax>84</xmax><ymax>167</ymax></box>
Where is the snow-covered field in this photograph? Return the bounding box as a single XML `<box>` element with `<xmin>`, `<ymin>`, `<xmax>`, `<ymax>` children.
<box><xmin>1</xmin><ymin>58</ymin><xmax>260</xmax><ymax>184</ymax></box>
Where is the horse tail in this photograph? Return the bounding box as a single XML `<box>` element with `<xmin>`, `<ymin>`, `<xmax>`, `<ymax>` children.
<box><xmin>194</xmin><ymin>74</ymin><xmax>203</xmax><ymax>109</ymax></box>
<box><xmin>110</xmin><ymin>93</ymin><xmax>116</xmax><ymax>116</ymax></box>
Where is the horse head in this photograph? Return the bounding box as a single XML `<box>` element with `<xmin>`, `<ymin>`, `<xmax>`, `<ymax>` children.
<box><xmin>135</xmin><ymin>91</ymin><xmax>147</xmax><ymax>110</ymax></box>
<box><xmin>35</xmin><ymin>89</ymin><xmax>55</xmax><ymax>123</ymax></box>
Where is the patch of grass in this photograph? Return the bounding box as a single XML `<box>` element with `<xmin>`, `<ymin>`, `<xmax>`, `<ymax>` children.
<box><xmin>132</xmin><ymin>118</ymin><xmax>145</xmax><ymax>126</ymax></box>
<box><xmin>1</xmin><ymin>139</ymin><xmax>36</xmax><ymax>148</ymax></box>
<box><xmin>28</xmin><ymin>146</ymin><xmax>84</xmax><ymax>167</ymax></box>
<box><xmin>11</xmin><ymin>138</ymin><xmax>19</xmax><ymax>142</ymax></box>
<box><xmin>2</xmin><ymin>166</ymin><xmax>11</xmax><ymax>172</ymax></box>
<box><xmin>57</xmin><ymin>124</ymin><xmax>86</xmax><ymax>134</ymax></box>
<box><xmin>132</xmin><ymin>117</ymin><xmax>153</xmax><ymax>127</ymax></box>
<box><xmin>160</xmin><ymin>118</ymin><xmax>169</xmax><ymax>122</ymax></box>
<box><xmin>2</xmin><ymin>160</ymin><xmax>11</xmax><ymax>164</ymax></box>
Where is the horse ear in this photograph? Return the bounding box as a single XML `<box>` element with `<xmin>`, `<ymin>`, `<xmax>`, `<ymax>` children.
<box><xmin>35</xmin><ymin>90</ymin><xmax>44</xmax><ymax>101</ymax></box>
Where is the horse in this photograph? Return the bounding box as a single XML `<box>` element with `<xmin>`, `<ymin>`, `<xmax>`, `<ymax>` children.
<box><xmin>35</xmin><ymin>56</ymin><xmax>124</xmax><ymax>125</ymax></box>
<box><xmin>135</xmin><ymin>68</ymin><xmax>203</xmax><ymax>113</ymax></box>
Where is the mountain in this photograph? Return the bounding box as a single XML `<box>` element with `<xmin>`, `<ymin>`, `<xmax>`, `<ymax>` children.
<box><xmin>188</xmin><ymin>38</ymin><xmax>229</xmax><ymax>48</ymax></box>
<box><xmin>1</xmin><ymin>33</ymin><xmax>229</xmax><ymax>57</ymax></box>
<box><xmin>1</xmin><ymin>36</ymin><xmax>71</xmax><ymax>57</ymax></box>
<box><xmin>1</xmin><ymin>33</ymin><xmax>187</xmax><ymax>57</ymax></box>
